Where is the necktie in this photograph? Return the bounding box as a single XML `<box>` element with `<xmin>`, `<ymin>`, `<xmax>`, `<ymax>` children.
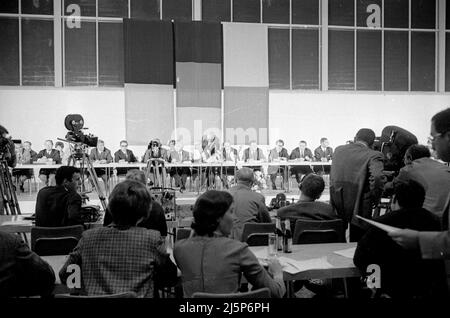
<box><xmin>301</xmin><ymin>150</ymin><xmax>304</xmax><ymax>158</ymax></box>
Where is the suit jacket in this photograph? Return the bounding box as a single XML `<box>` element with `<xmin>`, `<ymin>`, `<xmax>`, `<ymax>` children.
<box><xmin>289</xmin><ymin>147</ymin><xmax>313</xmax><ymax>161</ymax></box>
<box><xmin>174</xmin><ymin>234</ymin><xmax>285</xmax><ymax>298</ymax></box>
<box><xmin>314</xmin><ymin>146</ymin><xmax>334</xmax><ymax>161</ymax></box>
<box><xmin>18</xmin><ymin>149</ymin><xmax>37</xmax><ymax>164</ymax></box>
<box><xmin>277</xmin><ymin>201</ymin><xmax>338</xmax><ymax>221</ymax></box>
<box><xmin>89</xmin><ymin>147</ymin><xmax>113</xmax><ymax>163</ymax></box>
<box><xmin>59</xmin><ymin>226</ymin><xmax>172</xmax><ymax>298</ymax></box>
<box><xmin>329</xmin><ymin>142</ymin><xmax>385</xmax><ymax>227</ymax></box>
<box><xmin>354</xmin><ymin>208</ymin><xmax>448</xmax><ymax>298</ymax></box>
<box><xmin>394</xmin><ymin>157</ymin><xmax>450</xmax><ymax>219</ymax></box>
<box><xmin>167</xmin><ymin>150</ymin><xmax>190</xmax><ymax>163</ymax></box>
<box><xmin>228</xmin><ymin>184</ymin><xmax>271</xmax><ymax>240</ymax></box>
<box><xmin>142</xmin><ymin>148</ymin><xmax>168</xmax><ymax>163</ymax></box>
<box><xmin>268</xmin><ymin>148</ymin><xmax>289</xmax><ymax>174</ymax></box>
<box><xmin>35</xmin><ymin>185</ymin><xmax>83</xmax><ymax>227</ymax></box>
<box><xmin>114</xmin><ymin>149</ymin><xmax>137</xmax><ymax>163</ymax></box>
<box><xmin>37</xmin><ymin>149</ymin><xmax>61</xmax><ymax>164</ymax></box>
<box><xmin>243</xmin><ymin>148</ymin><xmax>265</xmax><ymax>161</ymax></box>
<box><xmin>222</xmin><ymin>147</ymin><xmax>239</xmax><ymax>161</ymax></box>
<box><xmin>0</xmin><ymin>232</ymin><xmax>55</xmax><ymax>297</ymax></box>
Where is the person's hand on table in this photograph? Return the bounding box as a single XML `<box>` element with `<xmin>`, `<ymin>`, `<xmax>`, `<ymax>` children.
<box><xmin>267</xmin><ymin>257</ymin><xmax>283</xmax><ymax>280</ymax></box>
<box><xmin>388</xmin><ymin>228</ymin><xmax>419</xmax><ymax>250</ymax></box>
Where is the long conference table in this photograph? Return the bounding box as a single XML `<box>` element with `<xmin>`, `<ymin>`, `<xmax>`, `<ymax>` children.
<box><xmin>13</xmin><ymin>160</ymin><xmax>331</xmax><ymax>193</ymax></box>
<box><xmin>42</xmin><ymin>242</ymin><xmax>359</xmax><ymax>298</ymax></box>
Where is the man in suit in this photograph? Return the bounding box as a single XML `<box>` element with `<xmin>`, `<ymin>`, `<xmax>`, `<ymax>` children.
<box><xmin>330</xmin><ymin>128</ymin><xmax>386</xmax><ymax>242</ymax></box>
<box><xmin>167</xmin><ymin>141</ymin><xmax>191</xmax><ymax>191</ymax></box>
<box><xmin>389</xmin><ymin>108</ymin><xmax>450</xmax><ymax>261</ymax></box>
<box><xmin>228</xmin><ymin>167</ymin><xmax>271</xmax><ymax>241</ymax></box>
<box><xmin>37</xmin><ymin>140</ymin><xmax>61</xmax><ymax>186</ymax></box>
<box><xmin>314</xmin><ymin>137</ymin><xmax>333</xmax><ymax>175</ymax></box>
<box><xmin>89</xmin><ymin>139</ymin><xmax>113</xmax><ymax>193</ymax></box>
<box><xmin>392</xmin><ymin>144</ymin><xmax>450</xmax><ymax>219</ymax></box>
<box><xmin>289</xmin><ymin>140</ymin><xmax>314</xmax><ymax>183</ymax></box>
<box><xmin>114</xmin><ymin>140</ymin><xmax>137</xmax><ymax>176</ymax></box>
<box><xmin>13</xmin><ymin>141</ymin><xmax>37</xmax><ymax>192</ymax></box>
<box><xmin>222</xmin><ymin>141</ymin><xmax>239</xmax><ymax>189</ymax></box>
<box><xmin>243</xmin><ymin>141</ymin><xmax>265</xmax><ymax>162</ymax></box>
<box><xmin>268</xmin><ymin>139</ymin><xmax>289</xmax><ymax>190</ymax></box>
<box><xmin>0</xmin><ymin>232</ymin><xmax>55</xmax><ymax>297</ymax></box>
<box><xmin>35</xmin><ymin>166</ymin><xmax>83</xmax><ymax>227</ymax></box>
<box><xmin>354</xmin><ymin>180</ymin><xmax>447</xmax><ymax>298</ymax></box>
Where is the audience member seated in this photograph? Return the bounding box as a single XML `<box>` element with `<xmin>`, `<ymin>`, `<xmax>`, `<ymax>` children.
<box><xmin>277</xmin><ymin>174</ymin><xmax>337</xmax><ymax>221</ymax></box>
<box><xmin>313</xmin><ymin>137</ymin><xmax>333</xmax><ymax>175</ymax></box>
<box><xmin>60</xmin><ymin>180</ymin><xmax>176</xmax><ymax>297</ymax></box>
<box><xmin>354</xmin><ymin>180</ymin><xmax>448</xmax><ymax>298</ymax></box>
<box><xmin>13</xmin><ymin>141</ymin><xmax>37</xmax><ymax>192</ymax></box>
<box><xmin>167</xmin><ymin>141</ymin><xmax>191</xmax><ymax>191</ymax></box>
<box><xmin>37</xmin><ymin>140</ymin><xmax>61</xmax><ymax>186</ymax></box>
<box><xmin>35</xmin><ymin>166</ymin><xmax>83</xmax><ymax>227</ymax></box>
<box><xmin>228</xmin><ymin>167</ymin><xmax>271</xmax><ymax>240</ymax></box>
<box><xmin>103</xmin><ymin>169</ymin><xmax>168</xmax><ymax>237</ymax></box>
<box><xmin>289</xmin><ymin>140</ymin><xmax>314</xmax><ymax>183</ymax></box>
<box><xmin>89</xmin><ymin>139</ymin><xmax>113</xmax><ymax>193</ymax></box>
<box><xmin>0</xmin><ymin>232</ymin><xmax>55</xmax><ymax>297</ymax></box>
<box><xmin>174</xmin><ymin>190</ymin><xmax>285</xmax><ymax>298</ymax></box>
<box><xmin>330</xmin><ymin>129</ymin><xmax>385</xmax><ymax>242</ymax></box>
<box><xmin>114</xmin><ymin>140</ymin><xmax>137</xmax><ymax>176</ymax></box>
<box><xmin>268</xmin><ymin>139</ymin><xmax>289</xmax><ymax>190</ymax></box>
<box><xmin>392</xmin><ymin>144</ymin><xmax>450</xmax><ymax>220</ymax></box>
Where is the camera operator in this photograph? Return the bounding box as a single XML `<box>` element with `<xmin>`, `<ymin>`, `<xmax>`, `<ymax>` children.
<box><xmin>0</xmin><ymin>125</ymin><xmax>17</xmax><ymax>215</ymax></box>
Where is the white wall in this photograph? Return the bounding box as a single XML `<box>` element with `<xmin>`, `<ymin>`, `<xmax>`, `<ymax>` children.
<box><xmin>1</xmin><ymin>87</ymin><xmax>449</xmax><ymax>157</ymax></box>
<box><xmin>269</xmin><ymin>91</ymin><xmax>450</xmax><ymax>150</ymax></box>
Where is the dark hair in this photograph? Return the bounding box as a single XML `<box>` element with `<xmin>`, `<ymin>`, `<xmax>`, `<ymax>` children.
<box><xmin>393</xmin><ymin>180</ymin><xmax>425</xmax><ymax>209</ymax></box>
<box><xmin>355</xmin><ymin>128</ymin><xmax>376</xmax><ymax>147</ymax></box>
<box><xmin>405</xmin><ymin>144</ymin><xmax>430</xmax><ymax>161</ymax></box>
<box><xmin>276</xmin><ymin>139</ymin><xmax>284</xmax><ymax>146</ymax></box>
<box><xmin>120</xmin><ymin>140</ymin><xmax>128</xmax><ymax>146</ymax></box>
<box><xmin>55</xmin><ymin>166</ymin><xmax>80</xmax><ymax>186</ymax></box>
<box><xmin>432</xmin><ymin>108</ymin><xmax>450</xmax><ymax>134</ymax></box>
<box><xmin>191</xmin><ymin>190</ymin><xmax>234</xmax><ymax>237</ymax></box>
<box><xmin>299</xmin><ymin>140</ymin><xmax>307</xmax><ymax>145</ymax></box>
<box><xmin>126</xmin><ymin>169</ymin><xmax>146</xmax><ymax>185</ymax></box>
<box><xmin>320</xmin><ymin>137</ymin><xmax>328</xmax><ymax>144</ymax></box>
<box><xmin>299</xmin><ymin>174</ymin><xmax>325</xmax><ymax>200</ymax></box>
<box><xmin>108</xmin><ymin>180</ymin><xmax>151</xmax><ymax>226</ymax></box>
<box><xmin>0</xmin><ymin>125</ymin><xmax>8</xmax><ymax>136</ymax></box>
<box><xmin>55</xmin><ymin>141</ymin><xmax>64</xmax><ymax>149</ymax></box>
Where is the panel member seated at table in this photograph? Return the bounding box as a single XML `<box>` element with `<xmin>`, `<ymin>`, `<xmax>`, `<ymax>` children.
<box><xmin>60</xmin><ymin>180</ymin><xmax>176</xmax><ymax>297</ymax></box>
<box><xmin>354</xmin><ymin>180</ymin><xmax>448</xmax><ymax>298</ymax></box>
<box><xmin>228</xmin><ymin>167</ymin><xmax>271</xmax><ymax>241</ymax></box>
<box><xmin>167</xmin><ymin>141</ymin><xmax>191</xmax><ymax>191</ymax></box>
<box><xmin>0</xmin><ymin>232</ymin><xmax>55</xmax><ymax>297</ymax></box>
<box><xmin>277</xmin><ymin>174</ymin><xmax>338</xmax><ymax>221</ymax></box>
<box><xmin>89</xmin><ymin>139</ymin><xmax>113</xmax><ymax>193</ymax></box>
<box><xmin>114</xmin><ymin>140</ymin><xmax>137</xmax><ymax>176</ymax></box>
<box><xmin>268</xmin><ymin>139</ymin><xmax>289</xmax><ymax>190</ymax></box>
<box><xmin>55</xmin><ymin>141</ymin><xmax>71</xmax><ymax>166</ymax></box>
<box><xmin>13</xmin><ymin>141</ymin><xmax>37</xmax><ymax>192</ymax></box>
<box><xmin>36</xmin><ymin>140</ymin><xmax>61</xmax><ymax>186</ymax></box>
<box><xmin>35</xmin><ymin>166</ymin><xmax>83</xmax><ymax>227</ymax></box>
<box><xmin>313</xmin><ymin>137</ymin><xmax>333</xmax><ymax>175</ymax></box>
<box><xmin>142</xmin><ymin>138</ymin><xmax>168</xmax><ymax>186</ymax></box>
<box><xmin>174</xmin><ymin>190</ymin><xmax>285</xmax><ymax>298</ymax></box>
<box><xmin>289</xmin><ymin>140</ymin><xmax>313</xmax><ymax>184</ymax></box>
<box><xmin>221</xmin><ymin>141</ymin><xmax>239</xmax><ymax>189</ymax></box>
<box><xmin>103</xmin><ymin>170</ymin><xmax>168</xmax><ymax>237</ymax></box>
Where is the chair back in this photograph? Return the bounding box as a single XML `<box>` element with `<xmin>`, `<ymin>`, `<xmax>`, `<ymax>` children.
<box><xmin>175</xmin><ymin>227</ymin><xmax>192</xmax><ymax>241</ymax></box>
<box><xmin>246</xmin><ymin>233</ymin><xmax>270</xmax><ymax>246</ymax></box>
<box><xmin>192</xmin><ymin>288</ymin><xmax>270</xmax><ymax>298</ymax></box>
<box><xmin>55</xmin><ymin>292</ymin><xmax>137</xmax><ymax>298</ymax></box>
<box><xmin>241</xmin><ymin>223</ymin><xmax>275</xmax><ymax>243</ymax></box>
<box><xmin>293</xmin><ymin>219</ymin><xmax>345</xmax><ymax>244</ymax></box>
<box><xmin>31</xmin><ymin>225</ymin><xmax>83</xmax><ymax>255</ymax></box>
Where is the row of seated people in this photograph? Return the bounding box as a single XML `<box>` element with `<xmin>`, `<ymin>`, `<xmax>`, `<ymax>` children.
<box><xmin>12</xmin><ymin>137</ymin><xmax>334</xmax><ymax>192</ymax></box>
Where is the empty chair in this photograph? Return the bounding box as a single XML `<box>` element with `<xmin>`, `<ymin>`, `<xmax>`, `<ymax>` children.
<box><xmin>192</xmin><ymin>287</ymin><xmax>270</xmax><ymax>298</ymax></box>
<box><xmin>31</xmin><ymin>225</ymin><xmax>84</xmax><ymax>256</ymax></box>
<box><xmin>175</xmin><ymin>227</ymin><xmax>192</xmax><ymax>241</ymax></box>
<box><xmin>293</xmin><ymin>219</ymin><xmax>345</xmax><ymax>244</ymax></box>
<box><xmin>246</xmin><ymin>233</ymin><xmax>270</xmax><ymax>246</ymax></box>
<box><xmin>55</xmin><ymin>291</ymin><xmax>137</xmax><ymax>298</ymax></box>
<box><xmin>241</xmin><ymin>222</ymin><xmax>275</xmax><ymax>243</ymax></box>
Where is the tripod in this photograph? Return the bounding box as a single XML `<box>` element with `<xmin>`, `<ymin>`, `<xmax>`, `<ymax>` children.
<box><xmin>145</xmin><ymin>158</ymin><xmax>167</xmax><ymax>188</ymax></box>
<box><xmin>66</xmin><ymin>144</ymin><xmax>107</xmax><ymax>212</ymax></box>
<box><xmin>0</xmin><ymin>158</ymin><xmax>21</xmax><ymax>215</ymax></box>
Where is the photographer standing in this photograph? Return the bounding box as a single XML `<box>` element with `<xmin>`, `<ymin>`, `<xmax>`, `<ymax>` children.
<box><xmin>0</xmin><ymin>125</ymin><xmax>17</xmax><ymax>215</ymax></box>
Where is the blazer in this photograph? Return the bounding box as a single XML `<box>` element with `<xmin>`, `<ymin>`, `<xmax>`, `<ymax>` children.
<box><xmin>37</xmin><ymin>149</ymin><xmax>61</xmax><ymax>164</ymax></box>
<box><xmin>59</xmin><ymin>226</ymin><xmax>172</xmax><ymax>298</ymax></box>
<box><xmin>142</xmin><ymin>148</ymin><xmax>168</xmax><ymax>163</ymax></box>
<box><xmin>268</xmin><ymin>148</ymin><xmax>289</xmax><ymax>174</ymax></box>
<box><xmin>167</xmin><ymin>150</ymin><xmax>190</xmax><ymax>163</ymax></box>
<box><xmin>228</xmin><ymin>184</ymin><xmax>271</xmax><ymax>241</ymax></box>
<box><xmin>314</xmin><ymin>146</ymin><xmax>334</xmax><ymax>161</ymax></box>
<box><xmin>89</xmin><ymin>147</ymin><xmax>113</xmax><ymax>163</ymax></box>
<box><xmin>0</xmin><ymin>232</ymin><xmax>55</xmax><ymax>297</ymax></box>
<box><xmin>329</xmin><ymin>142</ymin><xmax>385</xmax><ymax>227</ymax></box>
<box><xmin>222</xmin><ymin>147</ymin><xmax>239</xmax><ymax>161</ymax></box>
<box><xmin>289</xmin><ymin>147</ymin><xmax>313</xmax><ymax>161</ymax></box>
<box><xmin>354</xmin><ymin>207</ymin><xmax>447</xmax><ymax>298</ymax></box>
<box><xmin>277</xmin><ymin>201</ymin><xmax>338</xmax><ymax>221</ymax></box>
<box><xmin>174</xmin><ymin>234</ymin><xmax>285</xmax><ymax>298</ymax></box>
<box><xmin>243</xmin><ymin>148</ymin><xmax>265</xmax><ymax>162</ymax></box>
<box><xmin>114</xmin><ymin>149</ymin><xmax>137</xmax><ymax>163</ymax></box>
<box><xmin>18</xmin><ymin>149</ymin><xmax>37</xmax><ymax>164</ymax></box>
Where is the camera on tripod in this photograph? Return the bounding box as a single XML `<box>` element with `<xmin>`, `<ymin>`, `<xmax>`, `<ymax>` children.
<box><xmin>64</xmin><ymin>114</ymin><xmax>98</xmax><ymax>148</ymax></box>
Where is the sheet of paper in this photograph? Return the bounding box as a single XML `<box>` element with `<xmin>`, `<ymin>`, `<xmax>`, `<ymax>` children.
<box><xmin>333</xmin><ymin>247</ymin><xmax>356</xmax><ymax>259</ymax></box>
<box><xmin>1</xmin><ymin>220</ymin><xmax>31</xmax><ymax>226</ymax></box>
<box><xmin>356</xmin><ymin>215</ymin><xmax>401</xmax><ymax>233</ymax></box>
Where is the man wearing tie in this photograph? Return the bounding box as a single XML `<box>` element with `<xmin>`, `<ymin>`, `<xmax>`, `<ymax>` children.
<box><xmin>168</xmin><ymin>141</ymin><xmax>191</xmax><ymax>191</ymax></box>
<box><xmin>37</xmin><ymin>140</ymin><xmax>61</xmax><ymax>186</ymax></box>
<box><xmin>314</xmin><ymin>137</ymin><xmax>333</xmax><ymax>175</ymax></box>
<box><xmin>114</xmin><ymin>140</ymin><xmax>137</xmax><ymax>176</ymax></box>
<box><xmin>289</xmin><ymin>140</ymin><xmax>313</xmax><ymax>184</ymax></box>
<box><xmin>268</xmin><ymin>139</ymin><xmax>289</xmax><ymax>190</ymax></box>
